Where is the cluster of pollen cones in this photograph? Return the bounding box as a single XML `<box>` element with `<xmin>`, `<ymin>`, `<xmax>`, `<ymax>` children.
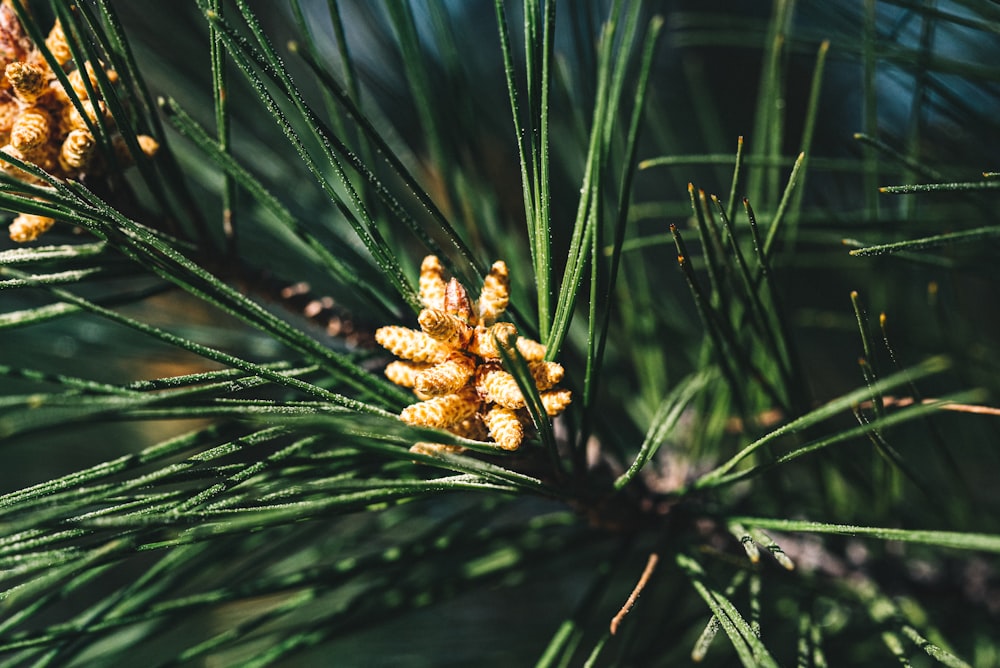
<box><xmin>376</xmin><ymin>255</ymin><xmax>571</xmax><ymax>454</ymax></box>
<box><xmin>0</xmin><ymin>1</ymin><xmax>159</xmax><ymax>242</ymax></box>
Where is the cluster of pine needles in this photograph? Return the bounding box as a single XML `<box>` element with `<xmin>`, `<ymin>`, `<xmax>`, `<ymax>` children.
<box><xmin>0</xmin><ymin>1</ymin><xmax>998</xmax><ymax>666</ymax></box>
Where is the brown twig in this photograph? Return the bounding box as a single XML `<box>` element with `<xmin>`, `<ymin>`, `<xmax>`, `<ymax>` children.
<box><xmin>726</xmin><ymin>396</ymin><xmax>1000</xmax><ymax>432</ymax></box>
<box><xmin>873</xmin><ymin>395</ymin><xmax>1000</xmax><ymax>416</ymax></box>
<box><xmin>610</xmin><ymin>552</ymin><xmax>659</xmax><ymax>635</ymax></box>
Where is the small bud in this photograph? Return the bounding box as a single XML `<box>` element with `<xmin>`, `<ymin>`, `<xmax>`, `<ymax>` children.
<box><xmin>415</xmin><ymin>352</ymin><xmax>476</xmax><ymax>396</ymax></box>
<box><xmin>45</xmin><ymin>19</ymin><xmax>72</xmax><ymax>66</ymax></box>
<box><xmin>477</xmin><ymin>260</ymin><xmax>509</xmax><ymax>325</ymax></box>
<box><xmin>0</xmin><ymin>144</ymin><xmax>31</xmax><ymax>180</ymax></box>
<box><xmin>483</xmin><ymin>404</ymin><xmax>523</xmax><ymax>450</ymax></box>
<box><xmin>67</xmin><ymin>62</ymin><xmax>112</xmax><ymax>100</ymax></box>
<box><xmin>10</xmin><ymin>107</ymin><xmax>51</xmax><ymax>154</ymax></box>
<box><xmin>418</xmin><ymin>307</ymin><xmax>471</xmax><ymax>346</ymax></box>
<box><xmin>5</xmin><ymin>61</ymin><xmax>46</xmax><ymax>102</ymax></box>
<box><xmin>476</xmin><ymin>363</ymin><xmax>524</xmax><ymax>409</ymax></box>
<box><xmin>111</xmin><ymin>133</ymin><xmax>159</xmax><ymax>167</ymax></box>
<box><xmin>443</xmin><ymin>277</ymin><xmax>473</xmax><ymax>321</ymax></box>
<box><xmin>59</xmin><ymin>128</ymin><xmax>95</xmax><ymax>171</ymax></box>
<box><xmin>62</xmin><ymin>99</ymin><xmax>107</xmax><ymax>133</ymax></box>
<box><xmin>384</xmin><ymin>360</ymin><xmax>429</xmax><ymax>388</ymax></box>
<box><xmin>418</xmin><ymin>254</ymin><xmax>446</xmax><ymax>310</ymax></box>
<box><xmin>375</xmin><ymin>326</ymin><xmax>450</xmax><ymax>364</ymax></box>
<box><xmin>516</xmin><ymin>336</ymin><xmax>547</xmax><ymax>362</ymax></box>
<box><xmin>401</xmin><ymin>389</ymin><xmax>479</xmax><ymax>429</ymax></box>
<box><xmin>530</xmin><ymin>361</ymin><xmax>564</xmax><ymax>391</ymax></box>
<box><xmin>468</xmin><ymin>322</ymin><xmax>516</xmax><ymax>359</ymax></box>
<box><xmin>9</xmin><ymin>213</ymin><xmax>55</xmax><ymax>242</ymax></box>
<box><xmin>540</xmin><ymin>389</ymin><xmax>572</xmax><ymax>416</ymax></box>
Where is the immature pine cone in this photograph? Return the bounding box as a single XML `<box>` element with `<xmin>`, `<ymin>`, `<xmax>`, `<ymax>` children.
<box><xmin>376</xmin><ymin>256</ymin><xmax>571</xmax><ymax>453</ymax></box>
<box><xmin>0</xmin><ymin>3</ymin><xmax>159</xmax><ymax>243</ymax></box>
